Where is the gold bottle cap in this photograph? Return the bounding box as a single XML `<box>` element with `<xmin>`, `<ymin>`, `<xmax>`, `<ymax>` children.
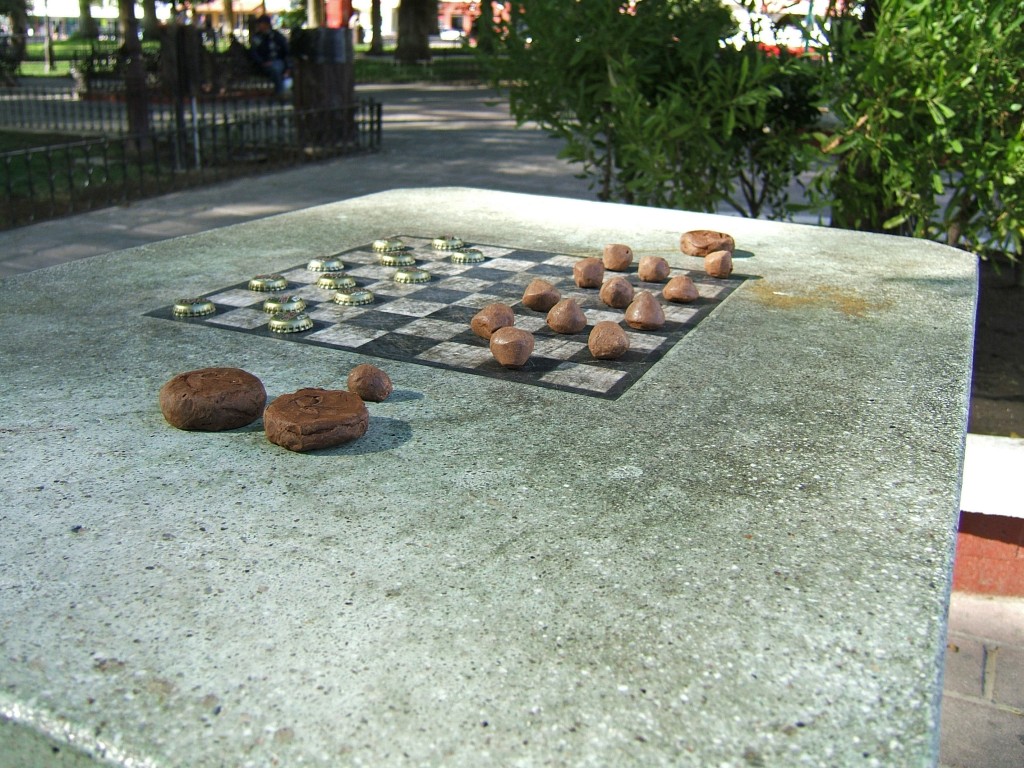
<box><xmin>172</xmin><ymin>298</ymin><xmax>216</xmax><ymax>317</ymax></box>
<box><xmin>451</xmin><ymin>248</ymin><xmax>485</xmax><ymax>264</ymax></box>
<box><xmin>316</xmin><ymin>272</ymin><xmax>357</xmax><ymax>291</ymax></box>
<box><xmin>393</xmin><ymin>267</ymin><xmax>431</xmax><ymax>284</ymax></box>
<box><xmin>268</xmin><ymin>311</ymin><xmax>314</xmax><ymax>333</ymax></box>
<box><xmin>307</xmin><ymin>257</ymin><xmax>345</xmax><ymax>272</ymax></box>
<box><xmin>263</xmin><ymin>294</ymin><xmax>306</xmax><ymax>314</ymax></box>
<box><xmin>379</xmin><ymin>251</ymin><xmax>417</xmax><ymax>267</ymax></box>
<box><xmin>432</xmin><ymin>235</ymin><xmax>464</xmax><ymax>250</ymax></box>
<box><xmin>372</xmin><ymin>236</ymin><xmax>405</xmax><ymax>252</ymax></box>
<box><xmin>248</xmin><ymin>274</ymin><xmax>288</xmax><ymax>292</ymax></box>
<box><xmin>333</xmin><ymin>289</ymin><xmax>375</xmax><ymax>306</ymax></box>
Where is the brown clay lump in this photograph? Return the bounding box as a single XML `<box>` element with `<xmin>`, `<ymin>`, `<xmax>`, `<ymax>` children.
<box><xmin>471</xmin><ymin>302</ymin><xmax>515</xmax><ymax>340</ymax></box>
<box><xmin>680</xmin><ymin>229</ymin><xmax>735</xmax><ymax>257</ymax></box>
<box><xmin>599</xmin><ymin>276</ymin><xmax>635</xmax><ymax>309</ymax></box>
<box><xmin>637</xmin><ymin>255</ymin><xmax>670</xmax><ymax>283</ymax></box>
<box><xmin>490</xmin><ymin>327</ymin><xmax>535</xmax><ymax>368</ymax></box>
<box><xmin>705</xmin><ymin>249</ymin><xmax>734</xmax><ymax>279</ymax></box>
<box><xmin>546</xmin><ymin>298</ymin><xmax>588</xmax><ymax>334</ymax></box>
<box><xmin>624</xmin><ymin>291</ymin><xmax>666</xmax><ymax>330</ymax></box>
<box><xmin>602</xmin><ymin>244</ymin><xmax>634</xmax><ymax>272</ymax></box>
<box><xmin>588</xmin><ymin>321</ymin><xmax>630</xmax><ymax>360</ymax></box>
<box><xmin>264</xmin><ymin>388</ymin><xmax>369</xmax><ymax>452</ymax></box>
<box><xmin>522</xmin><ymin>278</ymin><xmax>561</xmax><ymax>312</ymax></box>
<box><xmin>573</xmin><ymin>257</ymin><xmax>605</xmax><ymax>289</ymax></box>
<box><xmin>347</xmin><ymin>363</ymin><xmax>393</xmax><ymax>402</ymax></box>
<box><xmin>663</xmin><ymin>275</ymin><xmax>700</xmax><ymax>303</ymax></box>
<box><xmin>159</xmin><ymin>367</ymin><xmax>266</xmax><ymax>432</ymax></box>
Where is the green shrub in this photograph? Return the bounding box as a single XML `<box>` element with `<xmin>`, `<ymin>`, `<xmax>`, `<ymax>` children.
<box><xmin>813</xmin><ymin>0</ymin><xmax>1024</xmax><ymax>260</ymax></box>
<box><xmin>484</xmin><ymin>0</ymin><xmax>819</xmax><ymax>219</ymax></box>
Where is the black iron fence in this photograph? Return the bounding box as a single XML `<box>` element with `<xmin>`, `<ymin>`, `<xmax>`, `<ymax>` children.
<box><xmin>1</xmin><ymin>98</ymin><xmax>382</xmax><ymax>230</ymax></box>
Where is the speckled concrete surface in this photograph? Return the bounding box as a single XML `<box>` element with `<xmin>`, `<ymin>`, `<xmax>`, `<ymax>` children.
<box><xmin>0</xmin><ymin>189</ymin><xmax>976</xmax><ymax>766</ymax></box>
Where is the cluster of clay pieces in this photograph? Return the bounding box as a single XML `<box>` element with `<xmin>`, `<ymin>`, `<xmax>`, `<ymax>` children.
<box><xmin>472</xmin><ymin>231</ymin><xmax>736</xmax><ymax>368</ymax></box>
<box><xmin>159</xmin><ymin>363</ymin><xmax>393</xmax><ymax>453</ymax></box>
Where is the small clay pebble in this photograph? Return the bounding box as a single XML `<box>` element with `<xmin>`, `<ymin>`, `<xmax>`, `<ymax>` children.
<box><xmin>680</xmin><ymin>229</ymin><xmax>735</xmax><ymax>257</ymax></box>
<box><xmin>522</xmin><ymin>278</ymin><xmax>561</xmax><ymax>312</ymax></box>
<box><xmin>705</xmin><ymin>249</ymin><xmax>734</xmax><ymax>279</ymax></box>
<box><xmin>490</xmin><ymin>326</ymin><xmax>535</xmax><ymax>368</ymax></box>
<box><xmin>264</xmin><ymin>388</ymin><xmax>369</xmax><ymax>452</ymax></box>
<box><xmin>573</xmin><ymin>257</ymin><xmax>605</xmax><ymax>289</ymax></box>
<box><xmin>599</xmin><ymin>276</ymin><xmax>635</xmax><ymax>309</ymax></box>
<box><xmin>638</xmin><ymin>255</ymin><xmax>670</xmax><ymax>283</ymax></box>
<box><xmin>602</xmin><ymin>244</ymin><xmax>634</xmax><ymax>271</ymax></box>
<box><xmin>624</xmin><ymin>291</ymin><xmax>666</xmax><ymax>330</ymax></box>
<box><xmin>347</xmin><ymin>363</ymin><xmax>393</xmax><ymax>402</ymax></box>
<box><xmin>588</xmin><ymin>321</ymin><xmax>630</xmax><ymax>360</ymax></box>
<box><xmin>546</xmin><ymin>298</ymin><xmax>588</xmax><ymax>334</ymax></box>
<box><xmin>159</xmin><ymin>367</ymin><xmax>266</xmax><ymax>432</ymax></box>
<box><xmin>471</xmin><ymin>302</ymin><xmax>515</xmax><ymax>340</ymax></box>
<box><xmin>663</xmin><ymin>275</ymin><xmax>700</xmax><ymax>303</ymax></box>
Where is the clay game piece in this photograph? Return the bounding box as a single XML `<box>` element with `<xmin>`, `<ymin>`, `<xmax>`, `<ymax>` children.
<box><xmin>705</xmin><ymin>249</ymin><xmax>734</xmax><ymax>279</ymax></box>
<box><xmin>546</xmin><ymin>298</ymin><xmax>587</xmax><ymax>334</ymax></box>
<box><xmin>663</xmin><ymin>275</ymin><xmax>700</xmax><ymax>303</ymax></box>
<box><xmin>588</xmin><ymin>321</ymin><xmax>630</xmax><ymax>360</ymax></box>
<box><xmin>264</xmin><ymin>388</ymin><xmax>369</xmax><ymax>452</ymax></box>
<box><xmin>599</xmin><ymin>276</ymin><xmax>634</xmax><ymax>309</ymax></box>
<box><xmin>489</xmin><ymin>327</ymin><xmax>535</xmax><ymax>368</ymax></box>
<box><xmin>471</xmin><ymin>303</ymin><xmax>516</xmax><ymax>340</ymax></box>
<box><xmin>624</xmin><ymin>291</ymin><xmax>666</xmax><ymax>330</ymax></box>
<box><xmin>522</xmin><ymin>278</ymin><xmax>561</xmax><ymax>312</ymax></box>
<box><xmin>602</xmin><ymin>244</ymin><xmax>634</xmax><ymax>272</ymax></box>
<box><xmin>638</xmin><ymin>256</ymin><xmax>670</xmax><ymax>283</ymax></box>
<box><xmin>347</xmin><ymin>363</ymin><xmax>393</xmax><ymax>402</ymax></box>
<box><xmin>680</xmin><ymin>229</ymin><xmax>735</xmax><ymax>257</ymax></box>
<box><xmin>573</xmin><ymin>257</ymin><xmax>605</xmax><ymax>289</ymax></box>
<box><xmin>159</xmin><ymin>367</ymin><xmax>266</xmax><ymax>432</ymax></box>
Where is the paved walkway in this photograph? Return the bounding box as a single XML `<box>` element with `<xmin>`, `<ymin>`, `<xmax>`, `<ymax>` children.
<box><xmin>2</xmin><ymin>83</ymin><xmax>1021</xmax><ymax>766</ymax></box>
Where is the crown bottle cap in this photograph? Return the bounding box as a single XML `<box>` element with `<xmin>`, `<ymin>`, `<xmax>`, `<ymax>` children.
<box><xmin>307</xmin><ymin>257</ymin><xmax>345</xmax><ymax>272</ymax></box>
<box><xmin>248</xmin><ymin>274</ymin><xmax>288</xmax><ymax>292</ymax></box>
<box><xmin>333</xmin><ymin>289</ymin><xmax>375</xmax><ymax>306</ymax></box>
<box><xmin>268</xmin><ymin>311</ymin><xmax>314</xmax><ymax>333</ymax></box>
<box><xmin>172</xmin><ymin>298</ymin><xmax>216</xmax><ymax>317</ymax></box>
<box><xmin>262</xmin><ymin>294</ymin><xmax>306</xmax><ymax>314</ymax></box>
<box><xmin>316</xmin><ymin>273</ymin><xmax>357</xmax><ymax>291</ymax></box>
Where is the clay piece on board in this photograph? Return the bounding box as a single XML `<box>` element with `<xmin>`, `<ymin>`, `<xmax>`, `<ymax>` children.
<box><xmin>522</xmin><ymin>278</ymin><xmax>561</xmax><ymax>312</ymax></box>
<box><xmin>470</xmin><ymin>303</ymin><xmax>516</xmax><ymax>340</ymax></box>
<box><xmin>680</xmin><ymin>229</ymin><xmax>735</xmax><ymax>257</ymax></box>
<box><xmin>663</xmin><ymin>275</ymin><xmax>700</xmax><ymax>303</ymax></box>
<box><xmin>625</xmin><ymin>291</ymin><xmax>666</xmax><ymax>330</ymax></box>
<box><xmin>638</xmin><ymin>256</ymin><xmax>670</xmax><ymax>283</ymax></box>
<box><xmin>599</xmin><ymin>276</ymin><xmax>635</xmax><ymax>309</ymax></box>
<box><xmin>546</xmin><ymin>298</ymin><xmax>588</xmax><ymax>334</ymax></box>
<box><xmin>705</xmin><ymin>249</ymin><xmax>734</xmax><ymax>279</ymax></box>
<box><xmin>573</xmin><ymin>257</ymin><xmax>605</xmax><ymax>289</ymax></box>
<box><xmin>602</xmin><ymin>244</ymin><xmax>634</xmax><ymax>272</ymax></box>
<box><xmin>159</xmin><ymin>367</ymin><xmax>266</xmax><ymax>431</ymax></box>
<box><xmin>264</xmin><ymin>388</ymin><xmax>369</xmax><ymax>452</ymax></box>
<box><xmin>588</xmin><ymin>321</ymin><xmax>630</xmax><ymax>360</ymax></box>
<box><xmin>490</xmin><ymin>326</ymin><xmax>535</xmax><ymax>368</ymax></box>
<box><xmin>347</xmin><ymin>363</ymin><xmax>393</xmax><ymax>402</ymax></box>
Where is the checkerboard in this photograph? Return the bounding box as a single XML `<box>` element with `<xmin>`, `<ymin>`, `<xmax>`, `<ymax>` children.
<box><xmin>147</xmin><ymin>237</ymin><xmax>743</xmax><ymax>399</ymax></box>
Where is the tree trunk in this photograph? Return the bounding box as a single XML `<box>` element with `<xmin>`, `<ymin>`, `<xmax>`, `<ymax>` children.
<box><xmin>220</xmin><ymin>0</ymin><xmax>235</xmax><ymax>37</ymax></box>
<box><xmin>118</xmin><ymin>0</ymin><xmax>150</xmax><ymax>140</ymax></box>
<box><xmin>77</xmin><ymin>0</ymin><xmax>100</xmax><ymax>39</ymax></box>
<box><xmin>7</xmin><ymin>0</ymin><xmax>29</xmax><ymax>60</ymax></box>
<box><xmin>308</xmin><ymin>0</ymin><xmax>326</xmax><ymax>29</ymax></box>
<box><xmin>369</xmin><ymin>0</ymin><xmax>384</xmax><ymax>55</ymax></box>
<box><xmin>395</xmin><ymin>0</ymin><xmax>435</xmax><ymax>64</ymax></box>
<box><xmin>141</xmin><ymin>0</ymin><xmax>161</xmax><ymax>39</ymax></box>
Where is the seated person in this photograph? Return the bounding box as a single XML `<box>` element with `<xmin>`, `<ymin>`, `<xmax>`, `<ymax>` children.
<box><xmin>249</xmin><ymin>14</ymin><xmax>291</xmax><ymax>95</ymax></box>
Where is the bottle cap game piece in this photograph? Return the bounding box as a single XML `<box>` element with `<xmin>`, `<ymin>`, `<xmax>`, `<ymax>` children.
<box><xmin>248</xmin><ymin>274</ymin><xmax>288</xmax><ymax>292</ymax></box>
<box><xmin>172</xmin><ymin>298</ymin><xmax>216</xmax><ymax>317</ymax></box>
<box><xmin>268</xmin><ymin>311</ymin><xmax>313</xmax><ymax>333</ymax></box>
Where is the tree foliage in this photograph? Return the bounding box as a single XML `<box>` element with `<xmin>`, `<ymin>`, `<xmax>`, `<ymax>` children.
<box><xmin>814</xmin><ymin>0</ymin><xmax>1024</xmax><ymax>259</ymax></box>
<box><xmin>486</xmin><ymin>0</ymin><xmax>819</xmax><ymax>219</ymax></box>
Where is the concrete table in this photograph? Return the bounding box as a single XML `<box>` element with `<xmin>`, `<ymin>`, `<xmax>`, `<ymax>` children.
<box><xmin>0</xmin><ymin>189</ymin><xmax>976</xmax><ymax>766</ymax></box>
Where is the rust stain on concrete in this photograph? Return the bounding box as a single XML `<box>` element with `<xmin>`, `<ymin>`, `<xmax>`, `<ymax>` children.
<box><xmin>748</xmin><ymin>281</ymin><xmax>891</xmax><ymax>318</ymax></box>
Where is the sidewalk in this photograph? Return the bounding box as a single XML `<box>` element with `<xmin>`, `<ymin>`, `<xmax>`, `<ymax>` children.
<box><xmin>2</xmin><ymin>83</ymin><xmax>1022</xmax><ymax>766</ymax></box>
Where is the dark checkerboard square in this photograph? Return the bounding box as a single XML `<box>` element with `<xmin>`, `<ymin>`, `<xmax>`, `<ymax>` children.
<box><xmin>146</xmin><ymin>237</ymin><xmax>744</xmax><ymax>399</ymax></box>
